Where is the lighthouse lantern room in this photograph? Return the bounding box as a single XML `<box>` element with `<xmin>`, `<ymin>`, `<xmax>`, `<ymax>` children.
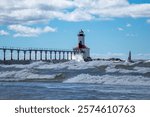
<box><xmin>73</xmin><ymin>30</ymin><xmax>90</xmax><ymax>60</ymax></box>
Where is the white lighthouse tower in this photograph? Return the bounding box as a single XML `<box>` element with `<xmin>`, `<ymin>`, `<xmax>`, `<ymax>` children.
<box><xmin>73</xmin><ymin>30</ymin><xmax>90</xmax><ymax>60</ymax></box>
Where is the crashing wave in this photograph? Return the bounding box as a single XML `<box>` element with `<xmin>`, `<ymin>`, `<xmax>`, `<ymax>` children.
<box><xmin>0</xmin><ymin>60</ymin><xmax>150</xmax><ymax>83</ymax></box>
<box><xmin>64</xmin><ymin>74</ymin><xmax>150</xmax><ymax>86</ymax></box>
<box><xmin>72</xmin><ymin>54</ymin><xmax>84</xmax><ymax>62</ymax></box>
<box><xmin>0</xmin><ymin>68</ymin><xmax>64</xmax><ymax>81</ymax></box>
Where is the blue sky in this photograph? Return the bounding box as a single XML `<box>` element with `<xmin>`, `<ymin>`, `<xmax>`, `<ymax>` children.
<box><xmin>0</xmin><ymin>0</ymin><xmax>150</xmax><ymax>59</ymax></box>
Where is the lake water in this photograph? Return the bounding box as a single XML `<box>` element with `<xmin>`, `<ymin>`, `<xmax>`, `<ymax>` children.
<box><xmin>0</xmin><ymin>82</ymin><xmax>150</xmax><ymax>100</ymax></box>
<box><xmin>0</xmin><ymin>60</ymin><xmax>150</xmax><ymax>100</ymax></box>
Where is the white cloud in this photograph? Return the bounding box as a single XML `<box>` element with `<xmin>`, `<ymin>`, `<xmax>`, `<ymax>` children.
<box><xmin>0</xmin><ymin>0</ymin><xmax>150</xmax><ymax>24</ymax></box>
<box><xmin>8</xmin><ymin>25</ymin><xmax>56</xmax><ymax>37</ymax></box>
<box><xmin>0</xmin><ymin>0</ymin><xmax>75</xmax><ymax>24</ymax></box>
<box><xmin>126</xmin><ymin>23</ymin><xmax>132</xmax><ymax>27</ymax></box>
<box><xmin>43</xmin><ymin>26</ymin><xmax>56</xmax><ymax>32</ymax></box>
<box><xmin>118</xmin><ymin>27</ymin><xmax>124</xmax><ymax>31</ymax></box>
<box><xmin>117</xmin><ymin>23</ymin><xmax>132</xmax><ymax>32</ymax></box>
<box><xmin>0</xmin><ymin>30</ymin><xmax>9</xmax><ymax>36</ymax></box>
<box><xmin>59</xmin><ymin>9</ymin><xmax>94</xmax><ymax>22</ymax></box>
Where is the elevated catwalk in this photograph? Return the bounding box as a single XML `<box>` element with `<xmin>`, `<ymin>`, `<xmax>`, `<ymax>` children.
<box><xmin>0</xmin><ymin>47</ymin><xmax>74</xmax><ymax>61</ymax></box>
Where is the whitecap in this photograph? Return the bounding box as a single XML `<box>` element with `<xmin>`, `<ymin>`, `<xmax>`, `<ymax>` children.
<box><xmin>0</xmin><ymin>68</ymin><xmax>59</xmax><ymax>81</ymax></box>
<box><xmin>64</xmin><ymin>74</ymin><xmax>150</xmax><ymax>86</ymax></box>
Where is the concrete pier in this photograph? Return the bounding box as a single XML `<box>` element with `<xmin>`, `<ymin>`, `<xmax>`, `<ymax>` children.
<box><xmin>23</xmin><ymin>51</ymin><xmax>26</xmax><ymax>60</ymax></box>
<box><xmin>0</xmin><ymin>47</ymin><xmax>74</xmax><ymax>61</ymax></box>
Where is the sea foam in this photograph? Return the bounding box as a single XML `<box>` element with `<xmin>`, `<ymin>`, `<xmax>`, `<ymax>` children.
<box><xmin>0</xmin><ymin>60</ymin><xmax>150</xmax><ymax>83</ymax></box>
<box><xmin>64</xmin><ymin>74</ymin><xmax>150</xmax><ymax>86</ymax></box>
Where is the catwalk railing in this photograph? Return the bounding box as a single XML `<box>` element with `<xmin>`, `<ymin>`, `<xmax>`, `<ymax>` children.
<box><xmin>0</xmin><ymin>47</ymin><xmax>75</xmax><ymax>61</ymax></box>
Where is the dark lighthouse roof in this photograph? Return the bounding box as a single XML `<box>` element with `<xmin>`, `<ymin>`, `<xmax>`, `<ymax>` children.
<box><xmin>78</xmin><ymin>29</ymin><xmax>85</xmax><ymax>36</ymax></box>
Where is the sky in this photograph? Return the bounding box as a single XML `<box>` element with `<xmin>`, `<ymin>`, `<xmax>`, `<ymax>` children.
<box><xmin>0</xmin><ymin>0</ymin><xmax>150</xmax><ymax>59</ymax></box>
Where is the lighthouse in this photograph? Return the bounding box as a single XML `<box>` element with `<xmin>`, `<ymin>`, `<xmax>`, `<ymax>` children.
<box><xmin>73</xmin><ymin>30</ymin><xmax>91</xmax><ymax>61</ymax></box>
<box><xmin>127</xmin><ymin>51</ymin><xmax>132</xmax><ymax>62</ymax></box>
